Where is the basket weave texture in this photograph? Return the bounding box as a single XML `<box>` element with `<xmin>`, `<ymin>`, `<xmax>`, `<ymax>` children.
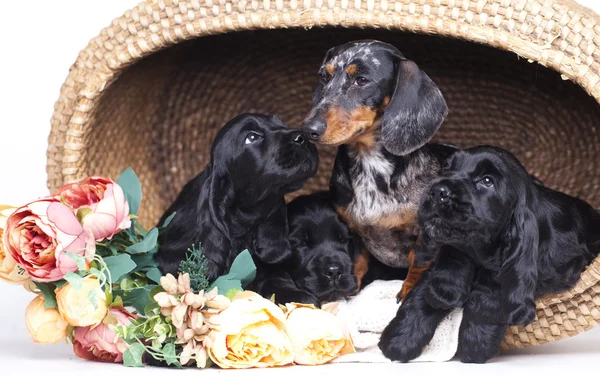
<box><xmin>46</xmin><ymin>0</ymin><xmax>600</xmax><ymax>351</ymax></box>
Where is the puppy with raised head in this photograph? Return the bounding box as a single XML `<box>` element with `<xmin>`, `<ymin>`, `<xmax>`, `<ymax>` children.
<box><xmin>379</xmin><ymin>145</ymin><xmax>600</xmax><ymax>363</ymax></box>
<box><xmin>155</xmin><ymin>113</ymin><xmax>319</xmax><ymax>280</ymax></box>
<box><xmin>302</xmin><ymin>40</ymin><xmax>455</xmax><ymax>299</ymax></box>
<box><xmin>250</xmin><ymin>192</ymin><xmax>361</xmax><ymax>306</ymax></box>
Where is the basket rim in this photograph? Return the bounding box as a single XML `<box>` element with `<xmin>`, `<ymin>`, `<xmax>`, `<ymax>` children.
<box><xmin>45</xmin><ymin>0</ymin><xmax>600</xmax><ymax>350</ymax></box>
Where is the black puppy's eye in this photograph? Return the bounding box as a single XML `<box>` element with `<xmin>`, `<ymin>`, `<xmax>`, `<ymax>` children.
<box><xmin>355</xmin><ymin>76</ymin><xmax>369</xmax><ymax>87</ymax></box>
<box><xmin>477</xmin><ymin>176</ymin><xmax>495</xmax><ymax>188</ymax></box>
<box><xmin>244</xmin><ymin>132</ymin><xmax>262</xmax><ymax>145</ymax></box>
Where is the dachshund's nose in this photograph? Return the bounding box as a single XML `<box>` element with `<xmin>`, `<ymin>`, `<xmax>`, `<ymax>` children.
<box><xmin>325</xmin><ymin>265</ymin><xmax>341</xmax><ymax>280</ymax></box>
<box><xmin>433</xmin><ymin>184</ymin><xmax>451</xmax><ymax>203</ymax></box>
<box><xmin>302</xmin><ymin>119</ymin><xmax>326</xmax><ymax>141</ymax></box>
<box><xmin>291</xmin><ymin>132</ymin><xmax>305</xmax><ymax>145</ymax></box>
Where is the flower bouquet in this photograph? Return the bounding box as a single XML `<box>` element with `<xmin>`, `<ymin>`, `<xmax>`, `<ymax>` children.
<box><xmin>0</xmin><ymin>169</ymin><xmax>354</xmax><ymax>368</ymax></box>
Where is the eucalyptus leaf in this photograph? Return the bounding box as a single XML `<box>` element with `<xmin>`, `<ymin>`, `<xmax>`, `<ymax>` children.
<box><xmin>161</xmin><ymin>212</ymin><xmax>176</xmax><ymax>228</ymax></box>
<box><xmin>125</xmin><ymin>228</ymin><xmax>158</xmax><ymax>255</ymax></box>
<box><xmin>117</xmin><ymin>168</ymin><xmax>142</xmax><ymax>217</ymax></box>
<box><xmin>122</xmin><ymin>286</ymin><xmax>156</xmax><ymax>314</ymax></box>
<box><xmin>64</xmin><ymin>272</ymin><xmax>83</xmax><ymax>290</ymax></box>
<box><xmin>209</xmin><ymin>275</ymin><xmax>242</xmax><ymax>296</ymax></box>
<box><xmin>35</xmin><ymin>282</ymin><xmax>57</xmax><ymax>309</ymax></box>
<box><xmin>64</xmin><ymin>251</ymin><xmax>86</xmax><ymax>270</ymax></box>
<box><xmin>146</xmin><ymin>267</ymin><xmax>162</xmax><ymax>284</ymax></box>
<box><xmin>123</xmin><ymin>342</ymin><xmax>145</xmax><ymax>368</ymax></box>
<box><xmin>225</xmin><ymin>288</ymin><xmax>243</xmax><ymax>301</ymax></box>
<box><xmin>228</xmin><ymin>249</ymin><xmax>256</xmax><ymax>287</ymax></box>
<box><xmin>131</xmin><ymin>254</ymin><xmax>157</xmax><ymax>272</ymax></box>
<box><xmin>104</xmin><ymin>254</ymin><xmax>137</xmax><ymax>282</ymax></box>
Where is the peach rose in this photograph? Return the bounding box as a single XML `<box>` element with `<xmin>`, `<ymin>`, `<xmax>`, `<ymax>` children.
<box><xmin>284</xmin><ymin>303</ymin><xmax>354</xmax><ymax>365</ymax></box>
<box><xmin>55</xmin><ymin>176</ymin><xmax>131</xmax><ymax>241</ymax></box>
<box><xmin>56</xmin><ymin>276</ymin><xmax>108</xmax><ymax>327</ymax></box>
<box><xmin>3</xmin><ymin>198</ymin><xmax>95</xmax><ymax>282</ymax></box>
<box><xmin>73</xmin><ymin>308</ymin><xmax>134</xmax><ymax>363</ymax></box>
<box><xmin>25</xmin><ymin>295</ymin><xmax>71</xmax><ymax>344</ymax></box>
<box><xmin>0</xmin><ymin>205</ymin><xmax>30</xmax><ymax>284</ymax></box>
<box><xmin>206</xmin><ymin>291</ymin><xmax>294</xmax><ymax>369</ymax></box>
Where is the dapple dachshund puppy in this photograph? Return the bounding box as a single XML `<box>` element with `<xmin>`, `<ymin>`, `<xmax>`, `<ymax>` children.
<box><xmin>302</xmin><ymin>40</ymin><xmax>455</xmax><ymax>299</ymax></box>
<box><xmin>379</xmin><ymin>146</ymin><xmax>600</xmax><ymax>363</ymax></box>
<box><xmin>155</xmin><ymin>113</ymin><xmax>319</xmax><ymax>280</ymax></box>
<box><xmin>250</xmin><ymin>192</ymin><xmax>361</xmax><ymax>306</ymax></box>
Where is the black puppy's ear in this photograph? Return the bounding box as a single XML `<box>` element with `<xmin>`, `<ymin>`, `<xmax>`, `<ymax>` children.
<box><xmin>208</xmin><ymin>170</ymin><xmax>235</xmax><ymax>237</ymax></box>
<box><xmin>381</xmin><ymin>58</ymin><xmax>448</xmax><ymax>156</ymax></box>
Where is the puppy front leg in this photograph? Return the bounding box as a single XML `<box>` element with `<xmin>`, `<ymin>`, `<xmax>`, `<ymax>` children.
<box><xmin>397</xmin><ymin>240</ymin><xmax>435</xmax><ymax>302</ymax></box>
<box><xmin>380</xmin><ymin>271</ymin><xmax>451</xmax><ymax>362</ymax></box>
<box><xmin>425</xmin><ymin>246</ymin><xmax>476</xmax><ymax>310</ymax></box>
<box><xmin>500</xmin><ymin>208</ymin><xmax>539</xmax><ymax>326</ymax></box>
<box><xmin>254</xmin><ymin>206</ymin><xmax>292</xmax><ymax>265</ymax></box>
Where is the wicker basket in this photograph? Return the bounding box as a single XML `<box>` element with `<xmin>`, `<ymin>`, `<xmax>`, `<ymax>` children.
<box><xmin>46</xmin><ymin>0</ymin><xmax>600</xmax><ymax>351</ymax></box>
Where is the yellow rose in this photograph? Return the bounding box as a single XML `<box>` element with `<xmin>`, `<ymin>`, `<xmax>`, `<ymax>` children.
<box><xmin>207</xmin><ymin>291</ymin><xmax>294</xmax><ymax>369</ymax></box>
<box><xmin>0</xmin><ymin>205</ymin><xmax>30</xmax><ymax>284</ymax></box>
<box><xmin>25</xmin><ymin>295</ymin><xmax>71</xmax><ymax>344</ymax></box>
<box><xmin>56</xmin><ymin>276</ymin><xmax>107</xmax><ymax>327</ymax></box>
<box><xmin>284</xmin><ymin>303</ymin><xmax>355</xmax><ymax>365</ymax></box>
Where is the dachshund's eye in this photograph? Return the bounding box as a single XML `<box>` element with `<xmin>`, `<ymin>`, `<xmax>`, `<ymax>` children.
<box><xmin>477</xmin><ymin>176</ymin><xmax>495</xmax><ymax>188</ymax></box>
<box><xmin>244</xmin><ymin>132</ymin><xmax>262</xmax><ymax>145</ymax></box>
<box><xmin>355</xmin><ymin>76</ymin><xmax>369</xmax><ymax>87</ymax></box>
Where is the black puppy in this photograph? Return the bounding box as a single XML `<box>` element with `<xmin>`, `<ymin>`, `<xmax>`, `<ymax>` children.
<box><xmin>301</xmin><ymin>39</ymin><xmax>455</xmax><ymax>300</ymax></box>
<box><xmin>250</xmin><ymin>192</ymin><xmax>360</xmax><ymax>306</ymax></box>
<box><xmin>154</xmin><ymin>114</ymin><xmax>319</xmax><ymax>280</ymax></box>
<box><xmin>379</xmin><ymin>145</ymin><xmax>600</xmax><ymax>363</ymax></box>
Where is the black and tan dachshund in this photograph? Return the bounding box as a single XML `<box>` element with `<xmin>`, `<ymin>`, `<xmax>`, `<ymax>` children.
<box><xmin>379</xmin><ymin>145</ymin><xmax>600</xmax><ymax>363</ymax></box>
<box><xmin>155</xmin><ymin>113</ymin><xmax>319</xmax><ymax>280</ymax></box>
<box><xmin>250</xmin><ymin>192</ymin><xmax>361</xmax><ymax>306</ymax></box>
<box><xmin>302</xmin><ymin>39</ymin><xmax>455</xmax><ymax>299</ymax></box>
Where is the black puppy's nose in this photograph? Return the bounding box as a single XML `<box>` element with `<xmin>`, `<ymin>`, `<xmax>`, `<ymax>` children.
<box><xmin>302</xmin><ymin>120</ymin><xmax>326</xmax><ymax>141</ymax></box>
<box><xmin>325</xmin><ymin>265</ymin><xmax>341</xmax><ymax>280</ymax></box>
<box><xmin>291</xmin><ymin>132</ymin><xmax>305</xmax><ymax>145</ymax></box>
<box><xmin>433</xmin><ymin>184</ymin><xmax>451</xmax><ymax>203</ymax></box>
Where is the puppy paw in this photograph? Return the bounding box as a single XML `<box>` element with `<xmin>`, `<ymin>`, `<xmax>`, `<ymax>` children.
<box><xmin>379</xmin><ymin>328</ymin><xmax>423</xmax><ymax>362</ymax></box>
<box><xmin>424</xmin><ymin>283</ymin><xmax>467</xmax><ymax>310</ymax></box>
<box><xmin>507</xmin><ymin>301</ymin><xmax>536</xmax><ymax>326</ymax></box>
<box><xmin>396</xmin><ymin>284</ymin><xmax>413</xmax><ymax>304</ymax></box>
<box><xmin>459</xmin><ymin>351</ymin><xmax>497</xmax><ymax>364</ymax></box>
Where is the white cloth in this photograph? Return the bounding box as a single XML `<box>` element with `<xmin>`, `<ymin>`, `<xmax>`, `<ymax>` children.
<box><xmin>330</xmin><ymin>280</ymin><xmax>463</xmax><ymax>363</ymax></box>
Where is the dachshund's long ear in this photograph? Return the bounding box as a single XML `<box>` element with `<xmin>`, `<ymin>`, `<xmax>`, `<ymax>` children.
<box><xmin>381</xmin><ymin>58</ymin><xmax>448</xmax><ymax>156</ymax></box>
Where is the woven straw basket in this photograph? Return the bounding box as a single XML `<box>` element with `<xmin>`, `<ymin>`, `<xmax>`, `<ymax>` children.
<box><xmin>47</xmin><ymin>0</ymin><xmax>600</xmax><ymax>351</ymax></box>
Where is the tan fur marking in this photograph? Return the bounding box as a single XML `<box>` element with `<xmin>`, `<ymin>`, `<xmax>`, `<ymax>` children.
<box><xmin>372</xmin><ymin>210</ymin><xmax>417</xmax><ymax>230</ymax></box>
<box><xmin>353</xmin><ymin>249</ymin><xmax>370</xmax><ymax>291</ymax></box>
<box><xmin>397</xmin><ymin>250</ymin><xmax>432</xmax><ymax>302</ymax></box>
<box><xmin>346</xmin><ymin>64</ymin><xmax>358</xmax><ymax>76</ymax></box>
<box><xmin>382</xmin><ymin>96</ymin><xmax>391</xmax><ymax>109</ymax></box>
<box><xmin>321</xmin><ymin>106</ymin><xmax>379</xmax><ymax>146</ymax></box>
<box><xmin>326</xmin><ymin>63</ymin><xmax>335</xmax><ymax>75</ymax></box>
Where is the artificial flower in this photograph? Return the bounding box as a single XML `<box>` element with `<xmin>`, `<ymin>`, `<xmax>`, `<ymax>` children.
<box><xmin>284</xmin><ymin>303</ymin><xmax>354</xmax><ymax>365</ymax></box>
<box><xmin>56</xmin><ymin>276</ymin><xmax>107</xmax><ymax>327</ymax></box>
<box><xmin>25</xmin><ymin>295</ymin><xmax>70</xmax><ymax>344</ymax></box>
<box><xmin>55</xmin><ymin>176</ymin><xmax>131</xmax><ymax>241</ymax></box>
<box><xmin>0</xmin><ymin>205</ymin><xmax>30</xmax><ymax>284</ymax></box>
<box><xmin>3</xmin><ymin>198</ymin><xmax>95</xmax><ymax>282</ymax></box>
<box><xmin>73</xmin><ymin>308</ymin><xmax>134</xmax><ymax>363</ymax></box>
<box><xmin>206</xmin><ymin>291</ymin><xmax>294</xmax><ymax>369</ymax></box>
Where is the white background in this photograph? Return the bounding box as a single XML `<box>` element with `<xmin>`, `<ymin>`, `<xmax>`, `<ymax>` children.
<box><xmin>1</xmin><ymin>1</ymin><xmax>599</xmax><ymax>376</ymax></box>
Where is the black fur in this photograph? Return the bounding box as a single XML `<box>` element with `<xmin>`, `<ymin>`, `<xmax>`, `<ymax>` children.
<box><xmin>154</xmin><ymin>114</ymin><xmax>319</xmax><ymax>280</ymax></box>
<box><xmin>250</xmin><ymin>192</ymin><xmax>360</xmax><ymax>307</ymax></box>
<box><xmin>380</xmin><ymin>145</ymin><xmax>600</xmax><ymax>363</ymax></box>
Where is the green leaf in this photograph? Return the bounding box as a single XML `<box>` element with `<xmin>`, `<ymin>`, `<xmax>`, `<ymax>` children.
<box><xmin>35</xmin><ymin>282</ymin><xmax>57</xmax><ymax>308</ymax></box>
<box><xmin>149</xmin><ymin>285</ymin><xmax>165</xmax><ymax>299</ymax></box>
<box><xmin>88</xmin><ymin>268</ymin><xmax>103</xmax><ymax>280</ymax></box>
<box><xmin>104</xmin><ymin>254</ymin><xmax>137</xmax><ymax>282</ymax></box>
<box><xmin>161</xmin><ymin>212</ymin><xmax>176</xmax><ymax>228</ymax></box>
<box><xmin>162</xmin><ymin>343</ymin><xmax>182</xmax><ymax>368</ymax></box>
<box><xmin>64</xmin><ymin>251</ymin><xmax>86</xmax><ymax>270</ymax></box>
<box><xmin>144</xmin><ymin>301</ymin><xmax>159</xmax><ymax>316</ymax></box>
<box><xmin>64</xmin><ymin>272</ymin><xmax>83</xmax><ymax>290</ymax></box>
<box><xmin>228</xmin><ymin>249</ymin><xmax>257</xmax><ymax>288</ymax></box>
<box><xmin>134</xmin><ymin>221</ymin><xmax>148</xmax><ymax>237</ymax></box>
<box><xmin>225</xmin><ymin>288</ymin><xmax>242</xmax><ymax>301</ymax></box>
<box><xmin>122</xmin><ymin>286</ymin><xmax>156</xmax><ymax>313</ymax></box>
<box><xmin>125</xmin><ymin>228</ymin><xmax>158</xmax><ymax>255</ymax></box>
<box><xmin>117</xmin><ymin>168</ymin><xmax>142</xmax><ymax>217</ymax></box>
<box><xmin>146</xmin><ymin>267</ymin><xmax>162</xmax><ymax>284</ymax></box>
<box><xmin>123</xmin><ymin>342</ymin><xmax>145</xmax><ymax>368</ymax></box>
<box><xmin>54</xmin><ymin>280</ymin><xmax>67</xmax><ymax>289</ymax></box>
<box><xmin>209</xmin><ymin>275</ymin><xmax>242</xmax><ymax>296</ymax></box>
<box><xmin>88</xmin><ymin>289</ymin><xmax>98</xmax><ymax>310</ymax></box>
<box><xmin>131</xmin><ymin>254</ymin><xmax>157</xmax><ymax>273</ymax></box>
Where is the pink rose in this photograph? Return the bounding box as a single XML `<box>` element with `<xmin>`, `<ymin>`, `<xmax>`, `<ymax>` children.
<box><xmin>56</xmin><ymin>177</ymin><xmax>131</xmax><ymax>241</ymax></box>
<box><xmin>3</xmin><ymin>198</ymin><xmax>95</xmax><ymax>282</ymax></box>
<box><xmin>73</xmin><ymin>308</ymin><xmax>134</xmax><ymax>363</ymax></box>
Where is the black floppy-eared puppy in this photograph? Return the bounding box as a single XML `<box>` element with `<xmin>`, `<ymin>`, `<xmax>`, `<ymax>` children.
<box><xmin>250</xmin><ymin>192</ymin><xmax>360</xmax><ymax>306</ymax></box>
<box><xmin>154</xmin><ymin>114</ymin><xmax>319</xmax><ymax>280</ymax></box>
<box><xmin>302</xmin><ymin>40</ymin><xmax>455</xmax><ymax>299</ymax></box>
<box><xmin>380</xmin><ymin>145</ymin><xmax>600</xmax><ymax>363</ymax></box>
